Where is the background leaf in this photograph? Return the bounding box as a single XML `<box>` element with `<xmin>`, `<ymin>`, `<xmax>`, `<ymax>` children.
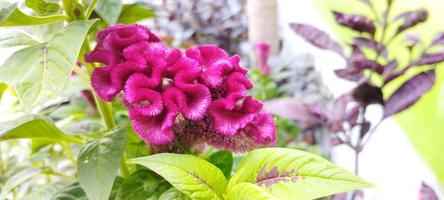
<box><xmin>0</xmin><ymin>3</ymin><xmax>66</xmax><ymax>27</ymax></box>
<box><xmin>0</xmin><ymin>30</ymin><xmax>39</xmax><ymax>47</ymax></box>
<box><xmin>23</xmin><ymin>180</ymin><xmax>72</xmax><ymax>200</ymax></box>
<box><xmin>25</xmin><ymin>0</ymin><xmax>60</xmax><ymax>15</ymax></box>
<box><xmin>227</xmin><ymin>148</ymin><xmax>373</xmax><ymax>200</ymax></box>
<box><xmin>116</xmin><ymin>169</ymin><xmax>170</xmax><ymax>200</ymax></box>
<box><xmin>77</xmin><ymin>128</ymin><xmax>126</xmax><ymax>200</ymax></box>
<box><xmin>130</xmin><ymin>153</ymin><xmax>227</xmax><ymax>200</ymax></box>
<box><xmin>0</xmin><ymin>114</ymin><xmax>83</xmax><ymax>144</ymax></box>
<box><xmin>118</xmin><ymin>3</ymin><xmax>155</xmax><ymax>24</ymax></box>
<box><xmin>0</xmin><ymin>20</ymin><xmax>96</xmax><ymax>110</ymax></box>
<box><xmin>0</xmin><ymin>168</ymin><xmax>41</xmax><ymax>200</ymax></box>
<box><xmin>95</xmin><ymin>0</ymin><xmax>123</xmax><ymax>24</ymax></box>
<box><xmin>208</xmin><ymin>151</ymin><xmax>234</xmax><ymax>178</ymax></box>
<box><xmin>289</xmin><ymin>23</ymin><xmax>344</xmax><ymax>56</ymax></box>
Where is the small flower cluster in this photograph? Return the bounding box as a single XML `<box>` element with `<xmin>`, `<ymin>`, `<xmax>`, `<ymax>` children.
<box><xmin>86</xmin><ymin>24</ymin><xmax>276</xmax><ymax>152</ymax></box>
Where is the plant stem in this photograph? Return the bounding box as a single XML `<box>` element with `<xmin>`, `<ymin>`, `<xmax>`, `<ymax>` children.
<box><xmin>120</xmin><ymin>154</ymin><xmax>131</xmax><ymax>177</ymax></box>
<box><xmin>85</xmin><ymin>0</ymin><xmax>100</xmax><ymax>19</ymax></box>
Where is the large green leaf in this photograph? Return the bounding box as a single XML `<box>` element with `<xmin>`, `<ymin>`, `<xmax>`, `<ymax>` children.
<box><xmin>0</xmin><ymin>3</ymin><xmax>66</xmax><ymax>27</ymax></box>
<box><xmin>118</xmin><ymin>3</ymin><xmax>155</xmax><ymax>24</ymax></box>
<box><xmin>78</xmin><ymin>128</ymin><xmax>126</xmax><ymax>200</ymax></box>
<box><xmin>95</xmin><ymin>0</ymin><xmax>123</xmax><ymax>24</ymax></box>
<box><xmin>0</xmin><ymin>20</ymin><xmax>96</xmax><ymax>110</ymax></box>
<box><xmin>0</xmin><ymin>114</ymin><xmax>83</xmax><ymax>144</ymax></box>
<box><xmin>25</xmin><ymin>0</ymin><xmax>60</xmax><ymax>15</ymax></box>
<box><xmin>130</xmin><ymin>153</ymin><xmax>227</xmax><ymax>200</ymax></box>
<box><xmin>225</xmin><ymin>183</ymin><xmax>276</xmax><ymax>200</ymax></box>
<box><xmin>208</xmin><ymin>151</ymin><xmax>233</xmax><ymax>178</ymax></box>
<box><xmin>0</xmin><ymin>168</ymin><xmax>41</xmax><ymax>200</ymax></box>
<box><xmin>226</xmin><ymin>148</ymin><xmax>373</xmax><ymax>200</ymax></box>
<box><xmin>0</xmin><ymin>30</ymin><xmax>39</xmax><ymax>47</ymax></box>
<box><xmin>116</xmin><ymin>169</ymin><xmax>169</xmax><ymax>200</ymax></box>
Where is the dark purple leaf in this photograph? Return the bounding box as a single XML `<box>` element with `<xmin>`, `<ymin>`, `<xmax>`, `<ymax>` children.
<box><xmin>419</xmin><ymin>182</ymin><xmax>439</xmax><ymax>200</ymax></box>
<box><xmin>333</xmin><ymin>11</ymin><xmax>375</xmax><ymax>35</ymax></box>
<box><xmin>411</xmin><ymin>52</ymin><xmax>444</xmax><ymax>66</ymax></box>
<box><xmin>346</xmin><ymin>105</ymin><xmax>361</xmax><ymax>127</ymax></box>
<box><xmin>395</xmin><ymin>9</ymin><xmax>428</xmax><ymax>34</ymax></box>
<box><xmin>384</xmin><ymin>70</ymin><xmax>436</xmax><ymax>117</ymax></box>
<box><xmin>352</xmin><ymin>83</ymin><xmax>384</xmax><ymax>105</ymax></box>
<box><xmin>347</xmin><ymin>45</ymin><xmax>384</xmax><ymax>74</ymax></box>
<box><xmin>289</xmin><ymin>23</ymin><xmax>344</xmax><ymax>56</ymax></box>
<box><xmin>335</xmin><ymin>68</ymin><xmax>364</xmax><ymax>82</ymax></box>
<box><xmin>360</xmin><ymin>121</ymin><xmax>371</xmax><ymax>138</ymax></box>
<box><xmin>431</xmin><ymin>32</ymin><xmax>444</xmax><ymax>46</ymax></box>
<box><xmin>353</xmin><ymin>37</ymin><xmax>388</xmax><ymax>58</ymax></box>
<box><xmin>263</xmin><ymin>98</ymin><xmax>324</xmax><ymax>123</ymax></box>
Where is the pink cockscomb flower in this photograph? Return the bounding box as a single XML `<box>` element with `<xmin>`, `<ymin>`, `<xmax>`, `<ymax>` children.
<box><xmin>87</xmin><ymin>24</ymin><xmax>276</xmax><ymax>151</ymax></box>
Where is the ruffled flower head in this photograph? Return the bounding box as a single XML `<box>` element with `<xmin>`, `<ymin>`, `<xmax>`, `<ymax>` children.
<box><xmin>86</xmin><ymin>24</ymin><xmax>276</xmax><ymax>152</ymax></box>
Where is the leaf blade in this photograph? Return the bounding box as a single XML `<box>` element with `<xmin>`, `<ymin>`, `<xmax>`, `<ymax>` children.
<box><xmin>384</xmin><ymin>70</ymin><xmax>436</xmax><ymax>117</ymax></box>
<box><xmin>130</xmin><ymin>153</ymin><xmax>227</xmax><ymax>200</ymax></box>
<box><xmin>0</xmin><ymin>114</ymin><xmax>83</xmax><ymax>144</ymax></box>
<box><xmin>77</xmin><ymin>128</ymin><xmax>127</xmax><ymax>200</ymax></box>
<box><xmin>0</xmin><ymin>3</ymin><xmax>66</xmax><ymax>27</ymax></box>
<box><xmin>227</xmin><ymin>148</ymin><xmax>373</xmax><ymax>200</ymax></box>
<box><xmin>0</xmin><ymin>20</ymin><xmax>96</xmax><ymax>110</ymax></box>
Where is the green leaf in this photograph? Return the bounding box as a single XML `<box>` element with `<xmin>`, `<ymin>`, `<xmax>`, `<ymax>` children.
<box><xmin>23</xmin><ymin>180</ymin><xmax>72</xmax><ymax>200</ymax></box>
<box><xmin>25</xmin><ymin>0</ymin><xmax>60</xmax><ymax>15</ymax></box>
<box><xmin>0</xmin><ymin>30</ymin><xmax>39</xmax><ymax>47</ymax></box>
<box><xmin>225</xmin><ymin>183</ymin><xmax>277</xmax><ymax>200</ymax></box>
<box><xmin>78</xmin><ymin>128</ymin><xmax>127</xmax><ymax>200</ymax></box>
<box><xmin>0</xmin><ymin>20</ymin><xmax>96</xmax><ymax>110</ymax></box>
<box><xmin>95</xmin><ymin>0</ymin><xmax>123</xmax><ymax>24</ymax></box>
<box><xmin>130</xmin><ymin>153</ymin><xmax>227</xmax><ymax>200</ymax></box>
<box><xmin>158</xmin><ymin>188</ymin><xmax>191</xmax><ymax>200</ymax></box>
<box><xmin>0</xmin><ymin>168</ymin><xmax>41</xmax><ymax>200</ymax></box>
<box><xmin>51</xmin><ymin>182</ymin><xmax>88</xmax><ymax>200</ymax></box>
<box><xmin>116</xmin><ymin>169</ymin><xmax>169</xmax><ymax>200</ymax></box>
<box><xmin>0</xmin><ymin>114</ymin><xmax>83</xmax><ymax>144</ymax></box>
<box><xmin>208</xmin><ymin>151</ymin><xmax>233</xmax><ymax>178</ymax></box>
<box><xmin>0</xmin><ymin>3</ymin><xmax>66</xmax><ymax>27</ymax></box>
<box><xmin>226</xmin><ymin>148</ymin><xmax>373</xmax><ymax>200</ymax></box>
<box><xmin>118</xmin><ymin>3</ymin><xmax>155</xmax><ymax>24</ymax></box>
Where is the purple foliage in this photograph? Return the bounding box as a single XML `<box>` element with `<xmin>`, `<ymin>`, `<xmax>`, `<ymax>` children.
<box><xmin>384</xmin><ymin>70</ymin><xmax>436</xmax><ymax>118</ymax></box>
<box><xmin>418</xmin><ymin>182</ymin><xmax>439</xmax><ymax>200</ymax></box>
<box><xmin>289</xmin><ymin>23</ymin><xmax>344</xmax><ymax>56</ymax></box>
<box><xmin>333</xmin><ymin>11</ymin><xmax>375</xmax><ymax>35</ymax></box>
<box><xmin>394</xmin><ymin>9</ymin><xmax>428</xmax><ymax>34</ymax></box>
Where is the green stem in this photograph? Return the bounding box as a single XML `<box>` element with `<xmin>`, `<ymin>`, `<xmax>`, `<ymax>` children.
<box><xmin>120</xmin><ymin>153</ymin><xmax>131</xmax><ymax>177</ymax></box>
<box><xmin>85</xmin><ymin>0</ymin><xmax>100</xmax><ymax>19</ymax></box>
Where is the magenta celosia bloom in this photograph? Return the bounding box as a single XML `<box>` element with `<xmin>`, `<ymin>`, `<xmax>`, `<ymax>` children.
<box><xmin>86</xmin><ymin>24</ymin><xmax>276</xmax><ymax>152</ymax></box>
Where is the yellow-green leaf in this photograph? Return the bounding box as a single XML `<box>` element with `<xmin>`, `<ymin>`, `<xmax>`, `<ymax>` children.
<box><xmin>130</xmin><ymin>153</ymin><xmax>227</xmax><ymax>200</ymax></box>
<box><xmin>0</xmin><ymin>114</ymin><xmax>83</xmax><ymax>144</ymax></box>
<box><xmin>227</xmin><ymin>148</ymin><xmax>373</xmax><ymax>200</ymax></box>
